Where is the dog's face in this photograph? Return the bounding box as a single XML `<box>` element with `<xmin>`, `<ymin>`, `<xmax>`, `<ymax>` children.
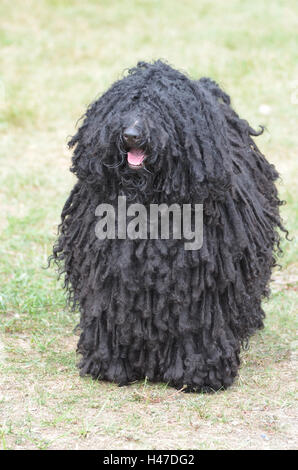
<box><xmin>120</xmin><ymin>111</ymin><xmax>168</xmax><ymax>171</ymax></box>
<box><xmin>121</xmin><ymin>113</ymin><xmax>147</xmax><ymax>170</ymax></box>
<box><xmin>101</xmin><ymin>103</ymin><xmax>171</xmax><ymax>175</ymax></box>
<box><xmin>69</xmin><ymin>60</ymin><xmax>232</xmax><ymax>201</ymax></box>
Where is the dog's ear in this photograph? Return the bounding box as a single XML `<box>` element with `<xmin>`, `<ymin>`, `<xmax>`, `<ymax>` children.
<box><xmin>189</xmin><ymin>76</ymin><xmax>278</xmax><ymax>218</ymax></box>
<box><xmin>183</xmin><ymin>79</ymin><xmax>234</xmax><ymax>198</ymax></box>
<box><xmin>196</xmin><ymin>77</ymin><xmax>231</xmax><ymax>105</ymax></box>
<box><xmin>67</xmin><ymin>98</ymin><xmax>111</xmax><ymax>182</ymax></box>
<box><xmin>188</xmin><ymin>78</ymin><xmax>266</xmax><ymax>200</ymax></box>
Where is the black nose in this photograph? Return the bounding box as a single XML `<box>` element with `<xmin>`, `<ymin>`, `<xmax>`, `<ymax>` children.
<box><xmin>123</xmin><ymin>127</ymin><xmax>140</xmax><ymax>145</ymax></box>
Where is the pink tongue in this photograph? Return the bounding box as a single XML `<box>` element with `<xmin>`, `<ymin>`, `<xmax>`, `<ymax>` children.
<box><xmin>127</xmin><ymin>148</ymin><xmax>145</xmax><ymax>165</ymax></box>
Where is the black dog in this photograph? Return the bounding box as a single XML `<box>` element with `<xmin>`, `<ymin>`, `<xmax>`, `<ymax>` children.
<box><xmin>52</xmin><ymin>61</ymin><xmax>285</xmax><ymax>392</ymax></box>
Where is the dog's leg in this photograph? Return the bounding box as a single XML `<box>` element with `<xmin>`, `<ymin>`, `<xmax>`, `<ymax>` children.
<box><xmin>161</xmin><ymin>326</ymin><xmax>241</xmax><ymax>393</ymax></box>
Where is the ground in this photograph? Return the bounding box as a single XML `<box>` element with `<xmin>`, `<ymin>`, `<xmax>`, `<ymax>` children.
<box><xmin>0</xmin><ymin>0</ymin><xmax>297</xmax><ymax>450</ymax></box>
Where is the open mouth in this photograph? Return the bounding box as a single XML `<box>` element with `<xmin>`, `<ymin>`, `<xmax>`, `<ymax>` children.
<box><xmin>127</xmin><ymin>148</ymin><xmax>146</xmax><ymax>169</ymax></box>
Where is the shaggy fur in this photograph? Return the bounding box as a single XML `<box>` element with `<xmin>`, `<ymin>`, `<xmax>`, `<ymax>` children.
<box><xmin>51</xmin><ymin>60</ymin><xmax>286</xmax><ymax>392</ymax></box>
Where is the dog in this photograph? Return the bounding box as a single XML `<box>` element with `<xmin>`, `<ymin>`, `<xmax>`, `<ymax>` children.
<box><xmin>51</xmin><ymin>60</ymin><xmax>286</xmax><ymax>392</ymax></box>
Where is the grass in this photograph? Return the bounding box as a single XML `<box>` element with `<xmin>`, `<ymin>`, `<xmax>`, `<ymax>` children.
<box><xmin>0</xmin><ymin>0</ymin><xmax>297</xmax><ymax>450</ymax></box>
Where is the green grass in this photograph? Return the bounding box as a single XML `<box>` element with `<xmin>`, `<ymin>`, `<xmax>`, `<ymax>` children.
<box><xmin>0</xmin><ymin>0</ymin><xmax>297</xmax><ymax>450</ymax></box>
